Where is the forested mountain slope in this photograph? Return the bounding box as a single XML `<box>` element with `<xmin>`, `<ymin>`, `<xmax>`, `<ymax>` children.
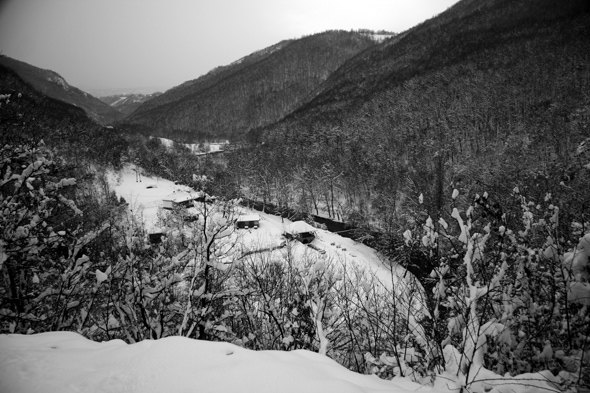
<box><xmin>280</xmin><ymin>0</ymin><xmax>589</xmax><ymax>121</ymax></box>
<box><xmin>237</xmin><ymin>0</ymin><xmax>590</xmax><ymax>232</ymax></box>
<box><xmin>124</xmin><ymin>31</ymin><xmax>376</xmax><ymax>141</ymax></box>
<box><xmin>0</xmin><ymin>64</ymin><xmax>127</xmax><ymax>165</ymax></box>
<box><xmin>0</xmin><ymin>55</ymin><xmax>125</xmax><ymax>125</ymax></box>
<box><xmin>129</xmin><ymin>40</ymin><xmax>293</xmax><ymax>117</ymax></box>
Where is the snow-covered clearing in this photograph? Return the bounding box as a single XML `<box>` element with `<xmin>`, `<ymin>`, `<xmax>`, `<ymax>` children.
<box><xmin>364</xmin><ymin>32</ymin><xmax>396</xmax><ymax>42</ymax></box>
<box><xmin>109</xmin><ymin>165</ymin><xmax>406</xmax><ymax>290</ymax></box>
<box><xmin>150</xmin><ymin>137</ymin><xmax>228</xmax><ymax>154</ymax></box>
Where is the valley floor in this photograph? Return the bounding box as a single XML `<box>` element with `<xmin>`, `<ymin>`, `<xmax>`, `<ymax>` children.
<box><xmin>109</xmin><ymin>165</ymin><xmax>406</xmax><ymax>291</ymax></box>
<box><xmin>0</xmin><ymin>166</ymin><xmax>567</xmax><ymax>393</ymax></box>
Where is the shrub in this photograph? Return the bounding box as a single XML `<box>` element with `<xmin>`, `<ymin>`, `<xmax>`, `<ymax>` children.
<box><xmin>400</xmin><ymin>187</ymin><xmax>590</xmax><ymax>390</ymax></box>
<box><xmin>0</xmin><ymin>142</ymin><xmax>107</xmax><ymax>333</ymax></box>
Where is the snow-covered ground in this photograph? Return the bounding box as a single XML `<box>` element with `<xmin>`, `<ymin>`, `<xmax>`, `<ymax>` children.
<box><xmin>365</xmin><ymin>32</ymin><xmax>396</xmax><ymax>42</ymax></box>
<box><xmin>111</xmin><ymin>165</ymin><xmax>426</xmax><ymax>346</ymax></box>
<box><xmin>109</xmin><ymin>165</ymin><xmax>405</xmax><ymax>289</ymax></box>
<box><xmin>151</xmin><ymin>136</ymin><xmax>228</xmax><ymax>154</ymax></box>
<box><xmin>0</xmin><ymin>332</ymin><xmax>427</xmax><ymax>393</ymax></box>
<box><xmin>0</xmin><ymin>330</ymin><xmax>561</xmax><ymax>393</ymax></box>
<box><xmin>108</xmin><ymin>166</ymin><xmax>192</xmax><ymax>232</ymax></box>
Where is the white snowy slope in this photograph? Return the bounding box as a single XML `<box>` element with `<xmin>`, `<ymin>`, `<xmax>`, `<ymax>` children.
<box><xmin>0</xmin><ymin>332</ymin><xmax>427</xmax><ymax>393</ymax></box>
<box><xmin>109</xmin><ymin>165</ymin><xmax>406</xmax><ymax>289</ymax></box>
<box><xmin>108</xmin><ymin>166</ymin><xmax>194</xmax><ymax>233</ymax></box>
<box><xmin>110</xmin><ymin>165</ymin><xmax>426</xmax><ymax>334</ymax></box>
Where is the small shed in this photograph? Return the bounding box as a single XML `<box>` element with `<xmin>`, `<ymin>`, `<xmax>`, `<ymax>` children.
<box><xmin>162</xmin><ymin>191</ymin><xmax>204</xmax><ymax>210</ymax></box>
<box><xmin>149</xmin><ymin>231</ymin><xmax>165</xmax><ymax>244</ymax></box>
<box><xmin>286</xmin><ymin>221</ymin><xmax>317</xmax><ymax>244</ymax></box>
<box><xmin>237</xmin><ymin>214</ymin><xmax>260</xmax><ymax>229</ymax></box>
<box><xmin>148</xmin><ymin>226</ymin><xmax>165</xmax><ymax>244</ymax></box>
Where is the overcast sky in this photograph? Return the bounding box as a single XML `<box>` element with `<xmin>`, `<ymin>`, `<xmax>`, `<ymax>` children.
<box><xmin>0</xmin><ymin>0</ymin><xmax>459</xmax><ymax>93</ymax></box>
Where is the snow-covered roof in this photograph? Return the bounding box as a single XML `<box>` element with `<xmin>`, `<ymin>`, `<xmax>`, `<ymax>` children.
<box><xmin>287</xmin><ymin>221</ymin><xmax>316</xmax><ymax>234</ymax></box>
<box><xmin>162</xmin><ymin>191</ymin><xmax>203</xmax><ymax>203</ymax></box>
<box><xmin>237</xmin><ymin>214</ymin><xmax>260</xmax><ymax>222</ymax></box>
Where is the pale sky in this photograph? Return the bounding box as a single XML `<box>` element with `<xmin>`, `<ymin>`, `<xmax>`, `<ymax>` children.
<box><xmin>0</xmin><ymin>0</ymin><xmax>459</xmax><ymax>92</ymax></box>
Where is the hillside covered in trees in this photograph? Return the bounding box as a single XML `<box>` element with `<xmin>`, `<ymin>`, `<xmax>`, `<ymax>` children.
<box><xmin>0</xmin><ymin>56</ymin><xmax>124</xmax><ymax>125</ymax></box>
<box><xmin>231</xmin><ymin>0</ymin><xmax>590</xmax><ymax>236</ymax></box>
<box><xmin>0</xmin><ymin>64</ymin><xmax>128</xmax><ymax>162</ymax></box>
<box><xmin>124</xmin><ymin>31</ymin><xmax>377</xmax><ymax>141</ymax></box>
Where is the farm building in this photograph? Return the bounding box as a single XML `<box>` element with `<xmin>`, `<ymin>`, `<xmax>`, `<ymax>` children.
<box><xmin>162</xmin><ymin>191</ymin><xmax>207</xmax><ymax>210</ymax></box>
<box><xmin>236</xmin><ymin>214</ymin><xmax>260</xmax><ymax>229</ymax></box>
<box><xmin>285</xmin><ymin>221</ymin><xmax>317</xmax><ymax>244</ymax></box>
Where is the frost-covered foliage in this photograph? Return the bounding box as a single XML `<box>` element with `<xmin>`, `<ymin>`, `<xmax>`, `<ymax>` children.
<box><xmin>55</xmin><ymin>197</ymin><xmax>244</xmax><ymax>343</ymax></box>
<box><xmin>0</xmin><ymin>143</ymin><xmax>108</xmax><ymax>333</ymax></box>
<box><xmin>231</xmin><ymin>242</ymin><xmax>422</xmax><ymax>375</ymax></box>
<box><xmin>230</xmin><ymin>243</ymin><xmax>333</xmax><ymax>352</ymax></box>
<box><xmin>401</xmin><ymin>187</ymin><xmax>590</xmax><ymax>391</ymax></box>
<box><xmin>0</xmin><ymin>143</ymin><xmax>242</xmax><ymax>341</ymax></box>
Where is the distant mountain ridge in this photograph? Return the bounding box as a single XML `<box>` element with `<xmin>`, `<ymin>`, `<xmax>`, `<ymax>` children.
<box><xmin>84</xmin><ymin>86</ymin><xmax>168</xmax><ymax>96</ymax></box>
<box><xmin>0</xmin><ymin>55</ymin><xmax>124</xmax><ymax>125</ymax></box>
<box><xmin>99</xmin><ymin>93</ymin><xmax>162</xmax><ymax>116</ymax></box>
<box><xmin>124</xmin><ymin>30</ymin><xmax>377</xmax><ymax>141</ymax></box>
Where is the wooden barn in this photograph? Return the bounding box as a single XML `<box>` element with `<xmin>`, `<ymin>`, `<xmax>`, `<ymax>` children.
<box><xmin>236</xmin><ymin>214</ymin><xmax>260</xmax><ymax>229</ymax></box>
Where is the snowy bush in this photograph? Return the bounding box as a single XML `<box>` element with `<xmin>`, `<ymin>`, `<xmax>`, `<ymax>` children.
<box><xmin>401</xmin><ymin>188</ymin><xmax>590</xmax><ymax>391</ymax></box>
<box><xmin>0</xmin><ymin>143</ymin><xmax>109</xmax><ymax>333</ymax></box>
<box><xmin>77</xmin><ymin>199</ymin><xmax>243</xmax><ymax>342</ymax></box>
<box><xmin>231</xmin><ymin>242</ymin><xmax>323</xmax><ymax>351</ymax></box>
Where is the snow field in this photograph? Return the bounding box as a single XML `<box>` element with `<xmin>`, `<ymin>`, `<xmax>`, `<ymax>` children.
<box><xmin>0</xmin><ymin>331</ymin><xmax>426</xmax><ymax>393</ymax></box>
<box><xmin>111</xmin><ymin>164</ymin><xmax>427</xmax><ymax>324</ymax></box>
<box><xmin>109</xmin><ymin>165</ymin><xmax>407</xmax><ymax>292</ymax></box>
